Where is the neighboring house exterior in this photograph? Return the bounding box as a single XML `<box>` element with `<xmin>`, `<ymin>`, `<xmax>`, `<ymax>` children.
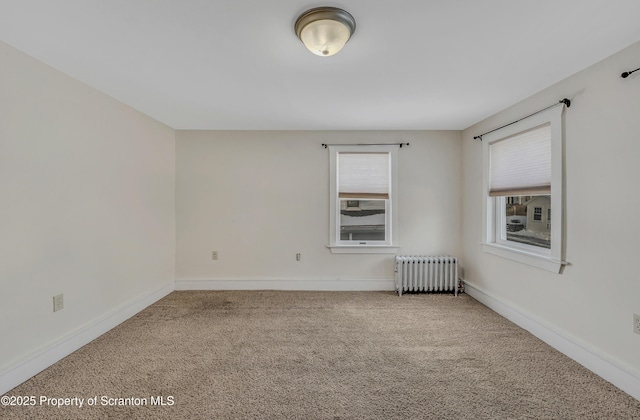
<box><xmin>525</xmin><ymin>195</ymin><xmax>551</xmax><ymax>233</ymax></box>
<box><xmin>339</xmin><ymin>200</ymin><xmax>386</xmax><ymax>241</ymax></box>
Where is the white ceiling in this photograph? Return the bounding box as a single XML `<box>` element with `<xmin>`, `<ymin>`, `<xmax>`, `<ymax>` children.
<box><xmin>2</xmin><ymin>1</ymin><xmax>640</xmax><ymax>130</ymax></box>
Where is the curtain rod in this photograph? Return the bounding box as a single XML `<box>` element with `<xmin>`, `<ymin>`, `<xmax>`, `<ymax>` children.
<box><xmin>473</xmin><ymin>98</ymin><xmax>571</xmax><ymax>141</ymax></box>
<box><xmin>322</xmin><ymin>142</ymin><xmax>410</xmax><ymax>148</ymax></box>
<box><xmin>621</xmin><ymin>66</ymin><xmax>640</xmax><ymax>78</ymax></box>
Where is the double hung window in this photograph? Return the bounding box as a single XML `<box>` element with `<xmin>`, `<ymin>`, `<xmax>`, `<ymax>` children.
<box><xmin>482</xmin><ymin>105</ymin><xmax>565</xmax><ymax>272</ymax></box>
<box><xmin>328</xmin><ymin>145</ymin><xmax>398</xmax><ymax>253</ymax></box>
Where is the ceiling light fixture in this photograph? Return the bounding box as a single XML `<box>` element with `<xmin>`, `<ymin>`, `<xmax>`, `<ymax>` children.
<box><xmin>294</xmin><ymin>7</ymin><xmax>356</xmax><ymax>57</ymax></box>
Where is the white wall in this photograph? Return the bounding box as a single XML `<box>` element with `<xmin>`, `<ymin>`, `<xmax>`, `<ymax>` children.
<box><xmin>0</xmin><ymin>41</ymin><xmax>176</xmax><ymax>385</ymax></box>
<box><xmin>461</xmin><ymin>41</ymin><xmax>640</xmax><ymax>388</ymax></box>
<box><xmin>176</xmin><ymin>130</ymin><xmax>462</xmax><ymax>289</ymax></box>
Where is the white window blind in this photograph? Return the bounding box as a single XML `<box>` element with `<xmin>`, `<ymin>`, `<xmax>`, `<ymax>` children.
<box><xmin>489</xmin><ymin>123</ymin><xmax>551</xmax><ymax>196</ymax></box>
<box><xmin>338</xmin><ymin>152</ymin><xmax>389</xmax><ymax>199</ymax></box>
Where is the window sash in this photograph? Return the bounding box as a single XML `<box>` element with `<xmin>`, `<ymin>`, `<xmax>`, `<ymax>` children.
<box><xmin>495</xmin><ymin>196</ymin><xmax>551</xmax><ymax>255</ymax></box>
<box><xmin>533</xmin><ymin>207</ymin><xmax>542</xmax><ymax>221</ymax></box>
<box><xmin>338</xmin><ymin>198</ymin><xmax>388</xmax><ymax>243</ymax></box>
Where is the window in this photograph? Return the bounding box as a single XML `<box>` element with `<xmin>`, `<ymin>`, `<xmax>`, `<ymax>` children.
<box><xmin>533</xmin><ymin>207</ymin><xmax>542</xmax><ymax>221</ymax></box>
<box><xmin>340</xmin><ymin>199</ymin><xmax>386</xmax><ymax>241</ymax></box>
<box><xmin>328</xmin><ymin>145</ymin><xmax>399</xmax><ymax>253</ymax></box>
<box><xmin>502</xmin><ymin>195</ymin><xmax>551</xmax><ymax>249</ymax></box>
<box><xmin>482</xmin><ymin>105</ymin><xmax>565</xmax><ymax>272</ymax></box>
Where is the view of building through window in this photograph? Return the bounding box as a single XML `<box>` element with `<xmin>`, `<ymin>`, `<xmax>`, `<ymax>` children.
<box><xmin>504</xmin><ymin>195</ymin><xmax>551</xmax><ymax>249</ymax></box>
<box><xmin>339</xmin><ymin>199</ymin><xmax>386</xmax><ymax>241</ymax></box>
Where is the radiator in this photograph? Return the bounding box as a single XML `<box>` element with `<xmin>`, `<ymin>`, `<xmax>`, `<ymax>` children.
<box><xmin>395</xmin><ymin>256</ymin><xmax>459</xmax><ymax>296</ymax></box>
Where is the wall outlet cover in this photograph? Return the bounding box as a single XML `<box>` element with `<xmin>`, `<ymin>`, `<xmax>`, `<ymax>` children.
<box><xmin>634</xmin><ymin>314</ymin><xmax>640</xmax><ymax>335</ymax></box>
<box><xmin>53</xmin><ymin>294</ymin><xmax>64</xmax><ymax>312</ymax></box>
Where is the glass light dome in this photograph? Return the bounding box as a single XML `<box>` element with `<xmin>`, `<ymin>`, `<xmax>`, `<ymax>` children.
<box><xmin>295</xmin><ymin>7</ymin><xmax>356</xmax><ymax>57</ymax></box>
<box><xmin>300</xmin><ymin>19</ymin><xmax>351</xmax><ymax>56</ymax></box>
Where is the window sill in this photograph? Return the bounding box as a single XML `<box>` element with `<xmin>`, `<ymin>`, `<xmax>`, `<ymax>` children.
<box><xmin>482</xmin><ymin>242</ymin><xmax>563</xmax><ymax>273</ymax></box>
<box><xmin>328</xmin><ymin>245</ymin><xmax>399</xmax><ymax>254</ymax></box>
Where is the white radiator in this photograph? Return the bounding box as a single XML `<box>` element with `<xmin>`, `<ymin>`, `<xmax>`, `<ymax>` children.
<box><xmin>395</xmin><ymin>256</ymin><xmax>459</xmax><ymax>296</ymax></box>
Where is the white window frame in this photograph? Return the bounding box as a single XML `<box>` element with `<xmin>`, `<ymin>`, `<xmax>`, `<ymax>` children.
<box><xmin>482</xmin><ymin>105</ymin><xmax>565</xmax><ymax>273</ymax></box>
<box><xmin>533</xmin><ymin>206</ymin><xmax>543</xmax><ymax>221</ymax></box>
<box><xmin>328</xmin><ymin>145</ymin><xmax>399</xmax><ymax>254</ymax></box>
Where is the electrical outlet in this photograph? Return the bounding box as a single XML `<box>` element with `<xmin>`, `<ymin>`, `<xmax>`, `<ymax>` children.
<box><xmin>296</xmin><ymin>253</ymin><xmax>301</xmax><ymax>262</ymax></box>
<box><xmin>53</xmin><ymin>294</ymin><xmax>64</xmax><ymax>312</ymax></box>
<box><xmin>634</xmin><ymin>314</ymin><xmax>640</xmax><ymax>335</ymax></box>
<box><xmin>212</xmin><ymin>251</ymin><xmax>218</xmax><ymax>260</ymax></box>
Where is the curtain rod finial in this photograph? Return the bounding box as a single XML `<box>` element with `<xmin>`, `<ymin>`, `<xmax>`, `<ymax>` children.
<box><xmin>621</xmin><ymin>67</ymin><xmax>640</xmax><ymax>78</ymax></box>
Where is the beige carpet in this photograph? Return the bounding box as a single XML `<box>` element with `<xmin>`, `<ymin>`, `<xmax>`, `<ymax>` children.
<box><xmin>3</xmin><ymin>291</ymin><xmax>640</xmax><ymax>419</ymax></box>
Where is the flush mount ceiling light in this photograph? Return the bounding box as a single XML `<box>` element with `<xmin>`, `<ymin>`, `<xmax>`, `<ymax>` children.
<box><xmin>294</xmin><ymin>7</ymin><xmax>356</xmax><ymax>57</ymax></box>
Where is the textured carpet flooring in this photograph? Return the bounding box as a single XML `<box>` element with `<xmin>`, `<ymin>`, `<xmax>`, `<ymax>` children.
<box><xmin>3</xmin><ymin>291</ymin><xmax>640</xmax><ymax>419</ymax></box>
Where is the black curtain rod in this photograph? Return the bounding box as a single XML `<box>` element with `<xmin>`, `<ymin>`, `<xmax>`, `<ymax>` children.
<box><xmin>473</xmin><ymin>98</ymin><xmax>571</xmax><ymax>141</ymax></box>
<box><xmin>322</xmin><ymin>142</ymin><xmax>410</xmax><ymax>148</ymax></box>
<box><xmin>621</xmin><ymin>67</ymin><xmax>640</xmax><ymax>78</ymax></box>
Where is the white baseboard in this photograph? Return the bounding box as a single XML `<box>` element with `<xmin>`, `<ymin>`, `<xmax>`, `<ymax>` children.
<box><xmin>175</xmin><ymin>278</ymin><xmax>396</xmax><ymax>292</ymax></box>
<box><xmin>0</xmin><ymin>281</ymin><xmax>175</xmax><ymax>395</ymax></box>
<box><xmin>464</xmin><ymin>281</ymin><xmax>640</xmax><ymax>401</ymax></box>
